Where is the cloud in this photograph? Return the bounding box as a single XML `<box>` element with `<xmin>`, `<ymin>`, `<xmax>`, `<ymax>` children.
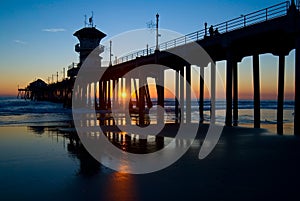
<box><xmin>42</xmin><ymin>28</ymin><xmax>66</xmax><ymax>32</ymax></box>
<box><xmin>13</xmin><ymin>40</ymin><xmax>27</xmax><ymax>45</ymax></box>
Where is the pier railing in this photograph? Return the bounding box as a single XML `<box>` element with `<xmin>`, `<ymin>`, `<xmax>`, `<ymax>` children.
<box><xmin>68</xmin><ymin>62</ymin><xmax>79</xmax><ymax>70</ymax></box>
<box><xmin>115</xmin><ymin>1</ymin><xmax>291</xmax><ymax>65</ymax></box>
<box><xmin>214</xmin><ymin>1</ymin><xmax>290</xmax><ymax>33</ymax></box>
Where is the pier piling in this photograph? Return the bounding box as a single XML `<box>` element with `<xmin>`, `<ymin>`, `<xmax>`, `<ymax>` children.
<box><xmin>253</xmin><ymin>54</ymin><xmax>261</xmax><ymax>128</ymax></box>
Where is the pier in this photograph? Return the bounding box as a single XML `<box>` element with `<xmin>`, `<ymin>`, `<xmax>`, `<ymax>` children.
<box><xmin>20</xmin><ymin>1</ymin><xmax>300</xmax><ymax>135</ymax></box>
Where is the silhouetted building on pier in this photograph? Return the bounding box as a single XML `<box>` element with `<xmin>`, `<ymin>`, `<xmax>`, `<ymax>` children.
<box><xmin>68</xmin><ymin>19</ymin><xmax>106</xmax><ymax>78</ymax></box>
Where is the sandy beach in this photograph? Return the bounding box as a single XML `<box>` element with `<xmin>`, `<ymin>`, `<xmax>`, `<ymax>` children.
<box><xmin>0</xmin><ymin>124</ymin><xmax>300</xmax><ymax>201</ymax></box>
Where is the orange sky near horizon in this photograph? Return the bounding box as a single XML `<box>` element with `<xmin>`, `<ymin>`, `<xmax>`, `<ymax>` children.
<box><xmin>0</xmin><ymin>52</ymin><xmax>296</xmax><ymax>101</ymax></box>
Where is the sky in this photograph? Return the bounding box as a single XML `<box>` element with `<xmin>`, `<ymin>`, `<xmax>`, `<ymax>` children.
<box><xmin>0</xmin><ymin>0</ymin><xmax>296</xmax><ymax>100</ymax></box>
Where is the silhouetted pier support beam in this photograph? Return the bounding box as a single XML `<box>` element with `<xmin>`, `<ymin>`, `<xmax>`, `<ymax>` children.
<box><xmin>186</xmin><ymin>64</ymin><xmax>191</xmax><ymax>123</ymax></box>
<box><xmin>199</xmin><ymin>66</ymin><xmax>204</xmax><ymax>123</ymax></box>
<box><xmin>104</xmin><ymin>81</ymin><xmax>107</xmax><ymax>109</ymax></box>
<box><xmin>125</xmin><ymin>77</ymin><xmax>131</xmax><ymax>125</ymax></box>
<box><xmin>83</xmin><ymin>85</ymin><xmax>87</xmax><ymax>106</ymax></box>
<box><xmin>233</xmin><ymin>61</ymin><xmax>238</xmax><ymax>126</ymax></box>
<box><xmin>180</xmin><ymin>68</ymin><xmax>185</xmax><ymax>123</ymax></box>
<box><xmin>295</xmin><ymin>38</ymin><xmax>300</xmax><ymax>135</ymax></box>
<box><xmin>277</xmin><ymin>54</ymin><xmax>285</xmax><ymax>135</ymax></box>
<box><xmin>139</xmin><ymin>78</ymin><xmax>146</xmax><ymax>126</ymax></box>
<box><xmin>94</xmin><ymin>82</ymin><xmax>97</xmax><ymax>108</ymax></box>
<box><xmin>114</xmin><ymin>79</ymin><xmax>119</xmax><ymax>108</ymax></box>
<box><xmin>99</xmin><ymin>81</ymin><xmax>104</xmax><ymax>109</ymax></box>
<box><xmin>253</xmin><ymin>54</ymin><xmax>261</xmax><ymax>128</ymax></box>
<box><xmin>211</xmin><ymin>62</ymin><xmax>216</xmax><ymax>124</ymax></box>
<box><xmin>87</xmin><ymin>83</ymin><xmax>92</xmax><ymax>107</ymax></box>
<box><xmin>226</xmin><ymin>53</ymin><xmax>233</xmax><ymax>127</ymax></box>
<box><xmin>175</xmin><ymin>69</ymin><xmax>179</xmax><ymax>123</ymax></box>
<box><xmin>157</xmin><ymin>70</ymin><xmax>165</xmax><ymax>124</ymax></box>
<box><xmin>107</xmin><ymin>80</ymin><xmax>111</xmax><ymax>109</ymax></box>
<box><xmin>90</xmin><ymin>83</ymin><xmax>93</xmax><ymax>107</ymax></box>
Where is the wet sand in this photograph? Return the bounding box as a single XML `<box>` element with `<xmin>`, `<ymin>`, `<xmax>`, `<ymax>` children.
<box><xmin>99</xmin><ymin>126</ymin><xmax>300</xmax><ymax>201</ymax></box>
<box><xmin>0</xmin><ymin>125</ymin><xmax>300</xmax><ymax>201</ymax></box>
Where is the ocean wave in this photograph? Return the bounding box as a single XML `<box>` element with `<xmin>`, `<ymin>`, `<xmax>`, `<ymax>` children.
<box><xmin>0</xmin><ymin>97</ymin><xmax>72</xmax><ymax>126</ymax></box>
<box><xmin>161</xmin><ymin>99</ymin><xmax>294</xmax><ymax>110</ymax></box>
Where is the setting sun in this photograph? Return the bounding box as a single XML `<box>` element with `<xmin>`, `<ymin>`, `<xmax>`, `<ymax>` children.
<box><xmin>121</xmin><ymin>92</ymin><xmax>127</xmax><ymax>98</ymax></box>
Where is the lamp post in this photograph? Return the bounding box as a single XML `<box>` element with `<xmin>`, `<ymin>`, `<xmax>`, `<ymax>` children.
<box><xmin>155</xmin><ymin>13</ymin><xmax>159</xmax><ymax>51</ymax></box>
<box><xmin>109</xmin><ymin>40</ymin><xmax>113</xmax><ymax>66</ymax></box>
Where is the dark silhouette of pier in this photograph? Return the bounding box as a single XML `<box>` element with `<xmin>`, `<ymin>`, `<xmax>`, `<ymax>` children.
<box><xmin>21</xmin><ymin>0</ymin><xmax>300</xmax><ymax>135</ymax></box>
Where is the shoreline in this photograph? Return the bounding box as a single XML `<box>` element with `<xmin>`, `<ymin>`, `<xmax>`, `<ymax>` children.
<box><xmin>0</xmin><ymin>96</ymin><xmax>296</xmax><ymax>135</ymax></box>
<box><xmin>0</xmin><ymin>122</ymin><xmax>289</xmax><ymax>136</ymax></box>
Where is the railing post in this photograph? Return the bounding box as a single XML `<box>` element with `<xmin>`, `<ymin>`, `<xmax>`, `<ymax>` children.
<box><xmin>197</xmin><ymin>32</ymin><xmax>199</xmax><ymax>40</ymax></box>
<box><xmin>244</xmin><ymin>16</ymin><xmax>246</xmax><ymax>27</ymax></box>
<box><xmin>147</xmin><ymin>44</ymin><xmax>149</xmax><ymax>55</ymax></box>
<box><xmin>185</xmin><ymin>36</ymin><xmax>186</xmax><ymax>44</ymax></box>
<box><xmin>266</xmin><ymin>8</ymin><xmax>268</xmax><ymax>21</ymax></box>
<box><xmin>226</xmin><ymin>22</ymin><xmax>228</xmax><ymax>32</ymax></box>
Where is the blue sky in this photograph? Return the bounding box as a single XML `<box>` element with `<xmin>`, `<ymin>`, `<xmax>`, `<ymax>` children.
<box><xmin>0</xmin><ymin>0</ymin><xmax>295</xmax><ymax>98</ymax></box>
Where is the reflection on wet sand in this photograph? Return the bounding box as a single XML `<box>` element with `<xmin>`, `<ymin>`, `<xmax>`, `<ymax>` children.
<box><xmin>28</xmin><ymin>125</ymin><xmax>99</xmax><ymax>176</ymax></box>
<box><xmin>26</xmin><ymin>124</ymin><xmax>175</xmax><ymax>200</ymax></box>
<box><xmin>10</xmin><ymin>123</ymin><xmax>300</xmax><ymax>201</ymax></box>
<box><xmin>27</xmin><ymin>121</ymin><xmax>195</xmax><ymax>174</ymax></box>
<box><xmin>67</xmin><ymin>136</ymin><xmax>100</xmax><ymax>176</ymax></box>
<box><xmin>104</xmin><ymin>171</ymin><xmax>139</xmax><ymax>201</ymax></box>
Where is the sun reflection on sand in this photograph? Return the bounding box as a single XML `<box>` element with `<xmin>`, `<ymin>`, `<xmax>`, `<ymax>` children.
<box><xmin>103</xmin><ymin>168</ymin><xmax>139</xmax><ymax>201</ymax></box>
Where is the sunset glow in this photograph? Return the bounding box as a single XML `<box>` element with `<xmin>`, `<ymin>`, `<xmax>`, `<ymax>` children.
<box><xmin>121</xmin><ymin>92</ymin><xmax>127</xmax><ymax>99</ymax></box>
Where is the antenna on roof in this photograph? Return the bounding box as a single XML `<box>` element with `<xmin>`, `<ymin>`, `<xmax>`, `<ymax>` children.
<box><xmin>88</xmin><ymin>11</ymin><xmax>94</xmax><ymax>27</ymax></box>
<box><xmin>84</xmin><ymin>15</ymin><xmax>87</xmax><ymax>27</ymax></box>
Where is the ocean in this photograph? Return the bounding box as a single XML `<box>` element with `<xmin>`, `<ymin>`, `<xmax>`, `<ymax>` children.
<box><xmin>0</xmin><ymin>97</ymin><xmax>72</xmax><ymax>127</ymax></box>
<box><xmin>0</xmin><ymin>96</ymin><xmax>295</xmax><ymax>134</ymax></box>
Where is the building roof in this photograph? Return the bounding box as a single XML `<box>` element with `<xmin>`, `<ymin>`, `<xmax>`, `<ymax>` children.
<box><xmin>28</xmin><ymin>79</ymin><xmax>47</xmax><ymax>90</ymax></box>
<box><xmin>73</xmin><ymin>27</ymin><xmax>106</xmax><ymax>39</ymax></box>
